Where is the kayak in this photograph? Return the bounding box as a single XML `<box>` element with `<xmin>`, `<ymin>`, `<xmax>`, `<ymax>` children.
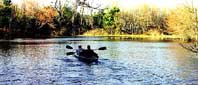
<box><xmin>74</xmin><ymin>54</ymin><xmax>98</xmax><ymax>63</ymax></box>
<box><xmin>66</xmin><ymin>45</ymin><xmax>106</xmax><ymax>63</ymax></box>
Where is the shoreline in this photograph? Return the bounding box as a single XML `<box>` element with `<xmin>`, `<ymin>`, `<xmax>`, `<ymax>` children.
<box><xmin>79</xmin><ymin>34</ymin><xmax>198</xmax><ymax>42</ymax></box>
<box><xmin>0</xmin><ymin>34</ymin><xmax>197</xmax><ymax>42</ymax></box>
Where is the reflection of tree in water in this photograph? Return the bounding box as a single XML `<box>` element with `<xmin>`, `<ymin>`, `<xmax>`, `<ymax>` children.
<box><xmin>0</xmin><ymin>42</ymin><xmax>15</xmax><ymax>76</ymax></box>
<box><xmin>0</xmin><ymin>42</ymin><xmax>13</xmax><ymax>57</ymax></box>
<box><xmin>106</xmin><ymin>36</ymin><xmax>144</xmax><ymax>41</ymax></box>
<box><xmin>180</xmin><ymin>42</ymin><xmax>198</xmax><ymax>53</ymax></box>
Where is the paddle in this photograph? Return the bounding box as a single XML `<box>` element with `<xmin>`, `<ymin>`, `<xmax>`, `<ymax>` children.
<box><xmin>66</xmin><ymin>52</ymin><xmax>75</xmax><ymax>55</ymax></box>
<box><xmin>98</xmin><ymin>47</ymin><xmax>107</xmax><ymax>50</ymax></box>
<box><xmin>66</xmin><ymin>45</ymin><xmax>107</xmax><ymax>50</ymax></box>
<box><xmin>66</xmin><ymin>45</ymin><xmax>107</xmax><ymax>56</ymax></box>
<box><xmin>66</xmin><ymin>45</ymin><xmax>73</xmax><ymax>49</ymax></box>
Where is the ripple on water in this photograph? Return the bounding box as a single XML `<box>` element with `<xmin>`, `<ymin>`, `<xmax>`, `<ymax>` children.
<box><xmin>1</xmin><ymin>40</ymin><xmax>198</xmax><ymax>84</ymax></box>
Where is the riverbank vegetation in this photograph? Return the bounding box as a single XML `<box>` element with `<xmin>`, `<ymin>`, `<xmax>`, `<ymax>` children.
<box><xmin>0</xmin><ymin>0</ymin><xmax>198</xmax><ymax>41</ymax></box>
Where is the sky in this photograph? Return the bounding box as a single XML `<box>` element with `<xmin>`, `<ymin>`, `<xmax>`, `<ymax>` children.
<box><xmin>11</xmin><ymin>0</ymin><xmax>198</xmax><ymax>9</ymax></box>
<box><xmin>116</xmin><ymin>0</ymin><xmax>198</xmax><ymax>9</ymax></box>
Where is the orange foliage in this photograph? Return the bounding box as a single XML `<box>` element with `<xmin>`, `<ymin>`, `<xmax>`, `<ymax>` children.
<box><xmin>36</xmin><ymin>6</ymin><xmax>57</xmax><ymax>23</ymax></box>
<box><xmin>166</xmin><ymin>11</ymin><xmax>180</xmax><ymax>33</ymax></box>
<box><xmin>21</xmin><ymin>0</ymin><xmax>57</xmax><ymax>23</ymax></box>
<box><xmin>167</xmin><ymin>7</ymin><xmax>194</xmax><ymax>35</ymax></box>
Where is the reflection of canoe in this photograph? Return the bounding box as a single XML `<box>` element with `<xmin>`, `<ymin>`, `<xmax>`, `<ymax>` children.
<box><xmin>74</xmin><ymin>54</ymin><xmax>98</xmax><ymax>63</ymax></box>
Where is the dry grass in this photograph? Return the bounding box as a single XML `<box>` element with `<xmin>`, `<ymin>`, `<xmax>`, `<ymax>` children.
<box><xmin>83</xmin><ymin>29</ymin><xmax>109</xmax><ymax>36</ymax></box>
<box><xmin>81</xmin><ymin>29</ymin><xmax>193</xmax><ymax>41</ymax></box>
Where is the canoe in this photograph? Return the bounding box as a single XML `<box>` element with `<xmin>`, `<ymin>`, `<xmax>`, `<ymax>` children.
<box><xmin>74</xmin><ymin>54</ymin><xmax>98</xmax><ymax>63</ymax></box>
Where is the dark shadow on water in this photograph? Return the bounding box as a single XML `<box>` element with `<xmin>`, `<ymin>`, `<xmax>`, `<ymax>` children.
<box><xmin>56</xmin><ymin>57</ymin><xmax>75</xmax><ymax>63</ymax></box>
<box><xmin>0</xmin><ymin>42</ymin><xmax>15</xmax><ymax>78</ymax></box>
<box><xmin>0</xmin><ymin>42</ymin><xmax>15</xmax><ymax>57</ymax></box>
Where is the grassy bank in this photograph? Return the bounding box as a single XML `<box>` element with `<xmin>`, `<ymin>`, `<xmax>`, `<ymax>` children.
<box><xmin>81</xmin><ymin>29</ymin><xmax>197</xmax><ymax>42</ymax></box>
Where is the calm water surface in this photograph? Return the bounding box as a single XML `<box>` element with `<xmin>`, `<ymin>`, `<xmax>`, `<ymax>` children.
<box><xmin>0</xmin><ymin>37</ymin><xmax>198</xmax><ymax>85</ymax></box>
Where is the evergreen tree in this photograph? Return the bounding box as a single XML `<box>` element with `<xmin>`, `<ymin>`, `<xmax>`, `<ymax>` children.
<box><xmin>3</xmin><ymin>0</ymin><xmax>11</xmax><ymax>6</ymax></box>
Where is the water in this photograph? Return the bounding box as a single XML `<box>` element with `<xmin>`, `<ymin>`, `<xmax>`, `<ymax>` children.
<box><xmin>0</xmin><ymin>37</ymin><xmax>198</xmax><ymax>85</ymax></box>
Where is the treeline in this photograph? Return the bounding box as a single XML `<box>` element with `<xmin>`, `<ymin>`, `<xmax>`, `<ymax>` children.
<box><xmin>0</xmin><ymin>0</ymin><xmax>198</xmax><ymax>39</ymax></box>
<box><xmin>92</xmin><ymin>4</ymin><xmax>198</xmax><ymax>40</ymax></box>
<box><xmin>0</xmin><ymin>0</ymin><xmax>100</xmax><ymax>38</ymax></box>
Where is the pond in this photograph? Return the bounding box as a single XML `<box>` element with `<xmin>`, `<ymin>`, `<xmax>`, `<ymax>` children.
<box><xmin>0</xmin><ymin>37</ymin><xmax>198</xmax><ymax>84</ymax></box>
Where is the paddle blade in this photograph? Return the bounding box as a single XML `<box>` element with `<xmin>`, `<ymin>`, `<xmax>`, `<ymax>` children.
<box><xmin>98</xmin><ymin>47</ymin><xmax>107</xmax><ymax>50</ymax></box>
<box><xmin>66</xmin><ymin>45</ymin><xmax>73</xmax><ymax>49</ymax></box>
<box><xmin>66</xmin><ymin>52</ymin><xmax>75</xmax><ymax>55</ymax></box>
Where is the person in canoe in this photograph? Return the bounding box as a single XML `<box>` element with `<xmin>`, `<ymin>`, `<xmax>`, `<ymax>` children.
<box><xmin>83</xmin><ymin>45</ymin><xmax>98</xmax><ymax>58</ymax></box>
<box><xmin>76</xmin><ymin>45</ymin><xmax>84</xmax><ymax>56</ymax></box>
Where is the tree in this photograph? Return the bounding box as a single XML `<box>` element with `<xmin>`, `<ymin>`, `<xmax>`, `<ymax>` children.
<box><xmin>0</xmin><ymin>0</ymin><xmax>3</xmax><ymax>6</ymax></box>
<box><xmin>180</xmin><ymin>42</ymin><xmax>198</xmax><ymax>53</ymax></box>
<box><xmin>37</xmin><ymin>6</ymin><xmax>57</xmax><ymax>23</ymax></box>
<box><xmin>3</xmin><ymin>0</ymin><xmax>11</xmax><ymax>6</ymax></box>
<box><xmin>167</xmin><ymin>0</ymin><xmax>198</xmax><ymax>40</ymax></box>
<box><xmin>21</xmin><ymin>0</ymin><xmax>39</xmax><ymax>17</ymax></box>
<box><xmin>0</xmin><ymin>0</ymin><xmax>11</xmax><ymax>29</ymax></box>
<box><xmin>93</xmin><ymin>10</ymin><xmax>104</xmax><ymax>28</ymax></box>
<box><xmin>167</xmin><ymin>6</ymin><xmax>197</xmax><ymax>38</ymax></box>
<box><xmin>70</xmin><ymin>0</ymin><xmax>102</xmax><ymax>35</ymax></box>
<box><xmin>103</xmin><ymin>7</ymin><xmax>120</xmax><ymax>34</ymax></box>
<box><xmin>118</xmin><ymin>5</ymin><xmax>168</xmax><ymax>35</ymax></box>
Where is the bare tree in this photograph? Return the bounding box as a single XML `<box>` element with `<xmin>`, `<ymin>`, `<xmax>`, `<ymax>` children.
<box><xmin>78</xmin><ymin>0</ymin><xmax>101</xmax><ymax>23</ymax></box>
<box><xmin>71</xmin><ymin>0</ymin><xmax>102</xmax><ymax>35</ymax></box>
<box><xmin>183</xmin><ymin>0</ymin><xmax>198</xmax><ymax>40</ymax></box>
<box><xmin>180</xmin><ymin>42</ymin><xmax>198</xmax><ymax>53</ymax></box>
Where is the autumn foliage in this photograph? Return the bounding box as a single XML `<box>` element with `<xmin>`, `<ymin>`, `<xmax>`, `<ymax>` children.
<box><xmin>167</xmin><ymin>6</ymin><xmax>198</xmax><ymax>38</ymax></box>
<box><xmin>21</xmin><ymin>0</ymin><xmax>57</xmax><ymax>23</ymax></box>
<box><xmin>37</xmin><ymin>6</ymin><xmax>57</xmax><ymax>23</ymax></box>
<box><xmin>0</xmin><ymin>0</ymin><xmax>198</xmax><ymax>39</ymax></box>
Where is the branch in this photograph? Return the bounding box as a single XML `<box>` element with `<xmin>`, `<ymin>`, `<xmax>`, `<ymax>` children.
<box><xmin>180</xmin><ymin>43</ymin><xmax>198</xmax><ymax>53</ymax></box>
<box><xmin>79</xmin><ymin>0</ymin><xmax>101</xmax><ymax>10</ymax></box>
